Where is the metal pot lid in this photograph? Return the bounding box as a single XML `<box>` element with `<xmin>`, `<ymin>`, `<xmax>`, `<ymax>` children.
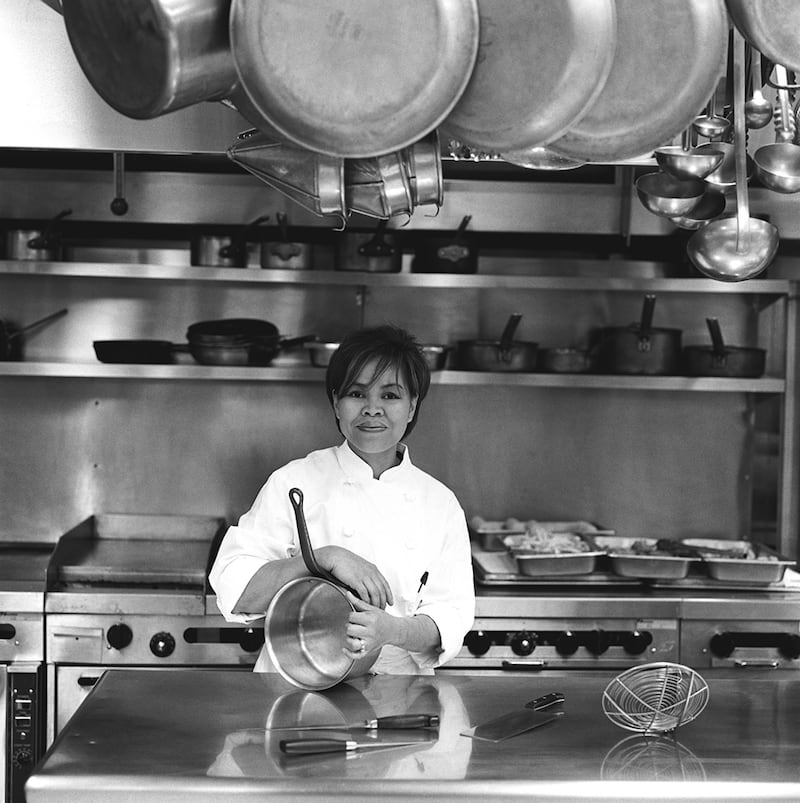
<box><xmin>549</xmin><ymin>0</ymin><xmax>728</xmax><ymax>163</ymax></box>
<box><xmin>727</xmin><ymin>0</ymin><xmax>800</xmax><ymax>74</ymax></box>
<box><xmin>440</xmin><ymin>0</ymin><xmax>617</xmax><ymax>153</ymax></box>
<box><xmin>229</xmin><ymin>0</ymin><xmax>480</xmax><ymax>159</ymax></box>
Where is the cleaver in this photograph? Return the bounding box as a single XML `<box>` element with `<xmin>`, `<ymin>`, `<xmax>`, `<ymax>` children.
<box><xmin>460</xmin><ymin>692</ymin><xmax>565</xmax><ymax>743</ymax></box>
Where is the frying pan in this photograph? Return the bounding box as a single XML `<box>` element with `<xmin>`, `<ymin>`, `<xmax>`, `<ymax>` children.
<box><xmin>229</xmin><ymin>0</ymin><xmax>480</xmax><ymax>158</ymax></box>
<box><xmin>263</xmin><ymin>488</ymin><xmax>376</xmax><ymax>690</ymax></box>
<box><xmin>549</xmin><ymin>0</ymin><xmax>728</xmax><ymax>162</ymax></box>
<box><xmin>727</xmin><ymin>0</ymin><xmax>800</xmax><ymax>74</ymax></box>
<box><xmin>0</xmin><ymin>309</ymin><xmax>68</xmax><ymax>361</ymax></box>
<box><xmin>683</xmin><ymin>318</ymin><xmax>766</xmax><ymax>378</ymax></box>
<box><xmin>93</xmin><ymin>339</ymin><xmax>176</xmax><ymax>365</ymax></box>
<box><xmin>440</xmin><ymin>0</ymin><xmax>617</xmax><ymax>152</ymax></box>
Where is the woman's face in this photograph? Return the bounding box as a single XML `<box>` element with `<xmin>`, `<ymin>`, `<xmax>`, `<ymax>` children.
<box><xmin>333</xmin><ymin>358</ymin><xmax>417</xmax><ymax>468</ymax></box>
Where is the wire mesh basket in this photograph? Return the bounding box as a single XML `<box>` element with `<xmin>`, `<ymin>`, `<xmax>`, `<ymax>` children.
<box><xmin>602</xmin><ymin>662</ymin><xmax>709</xmax><ymax>733</ymax></box>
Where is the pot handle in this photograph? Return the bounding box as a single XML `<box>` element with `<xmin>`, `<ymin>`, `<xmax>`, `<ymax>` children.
<box><xmin>706</xmin><ymin>317</ymin><xmax>727</xmax><ymax>356</ymax></box>
<box><xmin>288</xmin><ymin>488</ymin><xmax>360</xmax><ymax>598</ymax></box>
<box><xmin>638</xmin><ymin>294</ymin><xmax>656</xmax><ymax>336</ymax></box>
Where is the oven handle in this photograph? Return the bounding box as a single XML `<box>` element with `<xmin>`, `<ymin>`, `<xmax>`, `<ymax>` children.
<box><xmin>501</xmin><ymin>660</ymin><xmax>548</xmax><ymax>672</ymax></box>
<box><xmin>77</xmin><ymin>675</ymin><xmax>101</xmax><ymax>688</ymax></box>
<box><xmin>0</xmin><ymin>624</ymin><xmax>16</xmax><ymax>639</ymax></box>
<box><xmin>733</xmin><ymin>659</ymin><xmax>779</xmax><ymax>669</ymax></box>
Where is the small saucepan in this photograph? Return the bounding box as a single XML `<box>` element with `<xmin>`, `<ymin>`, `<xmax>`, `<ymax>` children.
<box><xmin>412</xmin><ymin>214</ymin><xmax>478</xmax><ymax>274</ymax></box>
<box><xmin>6</xmin><ymin>209</ymin><xmax>73</xmax><ymax>261</ymax></box>
<box><xmin>683</xmin><ymin>317</ymin><xmax>766</xmax><ymax>378</ymax></box>
<box><xmin>594</xmin><ymin>295</ymin><xmax>682</xmax><ymax>375</ymax></box>
<box><xmin>260</xmin><ymin>212</ymin><xmax>314</xmax><ymax>270</ymax></box>
<box><xmin>191</xmin><ymin>214</ymin><xmax>270</xmax><ymax>268</ymax></box>
<box><xmin>0</xmin><ymin>308</ymin><xmax>68</xmax><ymax>361</ymax></box>
<box><xmin>456</xmin><ymin>313</ymin><xmax>538</xmax><ymax>372</ymax></box>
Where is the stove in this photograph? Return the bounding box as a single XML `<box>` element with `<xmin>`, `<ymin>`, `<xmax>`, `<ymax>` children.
<box><xmin>0</xmin><ymin>541</ymin><xmax>53</xmax><ymax>803</ymax></box>
<box><xmin>44</xmin><ymin>514</ymin><xmax>261</xmax><ymax>742</ymax></box>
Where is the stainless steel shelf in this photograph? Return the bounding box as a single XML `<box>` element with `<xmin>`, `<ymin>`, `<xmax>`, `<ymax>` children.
<box><xmin>0</xmin><ymin>361</ymin><xmax>786</xmax><ymax>392</ymax></box>
<box><xmin>0</xmin><ymin>260</ymin><xmax>794</xmax><ymax>295</ymax></box>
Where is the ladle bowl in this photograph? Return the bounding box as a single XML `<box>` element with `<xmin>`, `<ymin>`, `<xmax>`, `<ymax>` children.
<box><xmin>669</xmin><ymin>190</ymin><xmax>726</xmax><ymax>230</ymax></box>
<box><xmin>699</xmin><ymin>142</ymin><xmax>754</xmax><ymax>191</ymax></box>
<box><xmin>655</xmin><ymin>146</ymin><xmax>724</xmax><ymax>181</ymax></box>
<box><xmin>754</xmin><ymin>142</ymin><xmax>800</xmax><ymax>193</ymax></box>
<box><xmin>687</xmin><ymin>215</ymin><xmax>778</xmax><ymax>282</ymax></box>
<box><xmin>635</xmin><ymin>172</ymin><xmax>705</xmax><ymax>218</ymax></box>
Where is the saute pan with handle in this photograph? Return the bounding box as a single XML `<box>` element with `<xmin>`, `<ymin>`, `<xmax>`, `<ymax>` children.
<box><xmin>263</xmin><ymin>488</ymin><xmax>377</xmax><ymax>690</ymax></box>
<box><xmin>0</xmin><ymin>308</ymin><xmax>68</xmax><ymax>361</ymax></box>
<box><xmin>683</xmin><ymin>317</ymin><xmax>766</xmax><ymax>378</ymax></box>
<box><xmin>594</xmin><ymin>295</ymin><xmax>682</xmax><ymax>375</ymax></box>
<box><xmin>456</xmin><ymin>313</ymin><xmax>539</xmax><ymax>372</ymax></box>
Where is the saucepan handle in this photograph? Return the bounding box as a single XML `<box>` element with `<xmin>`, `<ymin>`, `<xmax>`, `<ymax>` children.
<box><xmin>288</xmin><ymin>488</ymin><xmax>360</xmax><ymax>598</ymax></box>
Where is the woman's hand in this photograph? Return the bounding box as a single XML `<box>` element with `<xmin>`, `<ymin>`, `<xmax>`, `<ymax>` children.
<box><xmin>314</xmin><ymin>545</ymin><xmax>394</xmax><ymax>609</ymax></box>
<box><xmin>342</xmin><ymin>592</ymin><xmax>402</xmax><ymax>659</ymax></box>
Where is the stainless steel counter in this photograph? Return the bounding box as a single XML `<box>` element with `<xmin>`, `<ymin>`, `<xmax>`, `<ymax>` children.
<box><xmin>25</xmin><ymin>668</ymin><xmax>800</xmax><ymax>802</ymax></box>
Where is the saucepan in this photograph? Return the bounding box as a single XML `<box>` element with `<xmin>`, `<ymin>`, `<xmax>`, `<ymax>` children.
<box><xmin>412</xmin><ymin>215</ymin><xmax>478</xmax><ymax>274</ymax></box>
<box><xmin>191</xmin><ymin>215</ymin><xmax>270</xmax><ymax>268</ymax></box>
<box><xmin>6</xmin><ymin>209</ymin><xmax>73</xmax><ymax>261</ymax></box>
<box><xmin>456</xmin><ymin>313</ymin><xmax>539</xmax><ymax>372</ymax></box>
<box><xmin>263</xmin><ymin>488</ymin><xmax>377</xmax><ymax>690</ymax></box>
<box><xmin>593</xmin><ymin>295</ymin><xmax>682</xmax><ymax>376</ymax></box>
<box><xmin>0</xmin><ymin>308</ymin><xmax>69</xmax><ymax>361</ymax></box>
<box><xmin>337</xmin><ymin>221</ymin><xmax>403</xmax><ymax>273</ymax></box>
<box><xmin>260</xmin><ymin>212</ymin><xmax>313</xmax><ymax>270</ymax></box>
<box><xmin>683</xmin><ymin>317</ymin><xmax>766</xmax><ymax>378</ymax></box>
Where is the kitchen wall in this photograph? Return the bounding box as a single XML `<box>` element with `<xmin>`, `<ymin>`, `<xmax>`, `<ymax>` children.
<box><xmin>0</xmin><ymin>0</ymin><xmax>797</xmax><ymax>553</ymax></box>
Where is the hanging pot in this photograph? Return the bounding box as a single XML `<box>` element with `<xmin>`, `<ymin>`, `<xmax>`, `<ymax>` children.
<box><xmin>456</xmin><ymin>313</ymin><xmax>539</xmax><ymax>372</ymax></box>
<box><xmin>263</xmin><ymin>488</ymin><xmax>377</xmax><ymax>691</ymax></box>
<box><xmin>594</xmin><ymin>294</ymin><xmax>682</xmax><ymax>375</ymax></box>
<box><xmin>0</xmin><ymin>308</ymin><xmax>68</xmax><ymax>361</ymax></box>
<box><xmin>260</xmin><ymin>213</ymin><xmax>314</xmax><ymax>270</ymax></box>
<box><xmin>412</xmin><ymin>214</ymin><xmax>477</xmax><ymax>274</ymax></box>
<box><xmin>683</xmin><ymin>317</ymin><xmax>766</xmax><ymax>378</ymax></box>
<box><xmin>6</xmin><ymin>209</ymin><xmax>72</xmax><ymax>261</ymax></box>
<box><xmin>61</xmin><ymin>0</ymin><xmax>237</xmax><ymax>119</ymax></box>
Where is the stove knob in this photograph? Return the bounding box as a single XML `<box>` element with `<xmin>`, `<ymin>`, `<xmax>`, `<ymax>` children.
<box><xmin>622</xmin><ymin>630</ymin><xmax>653</xmax><ymax>655</ymax></box>
<box><xmin>710</xmin><ymin>632</ymin><xmax>736</xmax><ymax>658</ymax></box>
<box><xmin>13</xmin><ymin>746</ymin><xmax>33</xmax><ymax>768</ymax></box>
<box><xmin>150</xmin><ymin>631</ymin><xmax>176</xmax><ymax>658</ymax></box>
<box><xmin>464</xmin><ymin>630</ymin><xmax>492</xmax><ymax>656</ymax></box>
<box><xmin>555</xmin><ymin>631</ymin><xmax>580</xmax><ymax>656</ymax></box>
<box><xmin>778</xmin><ymin>633</ymin><xmax>800</xmax><ymax>660</ymax></box>
<box><xmin>239</xmin><ymin>627</ymin><xmax>264</xmax><ymax>653</ymax></box>
<box><xmin>107</xmin><ymin>623</ymin><xmax>133</xmax><ymax>651</ymax></box>
<box><xmin>585</xmin><ymin>629</ymin><xmax>610</xmax><ymax>656</ymax></box>
<box><xmin>510</xmin><ymin>631</ymin><xmax>536</xmax><ymax>656</ymax></box>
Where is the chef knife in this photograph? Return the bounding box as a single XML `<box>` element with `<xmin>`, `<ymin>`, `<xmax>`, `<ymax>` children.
<box><xmin>267</xmin><ymin>713</ymin><xmax>440</xmax><ymax>732</ymax></box>
<box><xmin>460</xmin><ymin>691</ymin><xmax>565</xmax><ymax>743</ymax></box>
<box><xmin>279</xmin><ymin>738</ymin><xmax>424</xmax><ymax>755</ymax></box>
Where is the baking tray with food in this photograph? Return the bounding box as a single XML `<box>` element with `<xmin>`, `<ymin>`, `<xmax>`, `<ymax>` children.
<box><xmin>502</xmin><ymin>529</ymin><xmax>606</xmax><ymax>577</ymax></box>
<box><xmin>468</xmin><ymin>516</ymin><xmax>614</xmax><ymax>552</ymax></box>
<box><xmin>592</xmin><ymin>535</ymin><xmax>702</xmax><ymax>581</ymax></box>
<box><xmin>679</xmin><ymin>538</ymin><xmax>797</xmax><ymax>584</ymax></box>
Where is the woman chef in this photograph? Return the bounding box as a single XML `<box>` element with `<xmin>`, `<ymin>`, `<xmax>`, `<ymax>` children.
<box><xmin>210</xmin><ymin>325</ymin><xmax>475</xmax><ymax>674</ymax></box>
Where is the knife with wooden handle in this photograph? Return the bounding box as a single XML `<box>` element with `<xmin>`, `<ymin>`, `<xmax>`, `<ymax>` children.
<box><xmin>279</xmin><ymin>738</ymin><xmax>423</xmax><ymax>755</ymax></box>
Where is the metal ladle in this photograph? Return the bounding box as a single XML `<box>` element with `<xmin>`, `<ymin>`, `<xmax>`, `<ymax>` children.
<box><xmin>655</xmin><ymin>129</ymin><xmax>724</xmax><ymax>181</ymax></box>
<box><xmin>687</xmin><ymin>31</ymin><xmax>779</xmax><ymax>282</ymax></box>
<box><xmin>693</xmin><ymin>84</ymin><xmax>731</xmax><ymax>140</ymax></box>
<box><xmin>745</xmin><ymin>48</ymin><xmax>773</xmax><ymax>130</ymax></box>
<box><xmin>753</xmin><ymin>65</ymin><xmax>800</xmax><ymax>193</ymax></box>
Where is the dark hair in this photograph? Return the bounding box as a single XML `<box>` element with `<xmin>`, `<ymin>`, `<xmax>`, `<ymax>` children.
<box><xmin>325</xmin><ymin>325</ymin><xmax>431</xmax><ymax>438</ymax></box>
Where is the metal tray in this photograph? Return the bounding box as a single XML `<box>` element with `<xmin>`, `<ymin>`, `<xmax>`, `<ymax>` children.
<box><xmin>505</xmin><ymin>532</ymin><xmax>603</xmax><ymax>577</ymax></box>
<box><xmin>469</xmin><ymin>517</ymin><xmax>613</xmax><ymax>553</ymax></box>
<box><xmin>681</xmin><ymin>538</ymin><xmax>796</xmax><ymax>584</ymax></box>
<box><xmin>593</xmin><ymin>536</ymin><xmax>699</xmax><ymax>580</ymax></box>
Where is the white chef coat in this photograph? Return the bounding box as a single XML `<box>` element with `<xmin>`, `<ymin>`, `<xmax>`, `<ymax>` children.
<box><xmin>209</xmin><ymin>441</ymin><xmax>475</xmax><ymax>674</ymax></box>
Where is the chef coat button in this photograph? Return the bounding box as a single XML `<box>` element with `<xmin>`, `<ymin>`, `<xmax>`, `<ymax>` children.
<box><xmin>343</xmin><ymin>528</ymin><xmax>354</xmax><ymax>538</ymax></box>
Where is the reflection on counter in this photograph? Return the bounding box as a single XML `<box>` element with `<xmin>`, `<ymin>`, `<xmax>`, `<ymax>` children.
<box><xmin>207</xmin><ymin>675</ymin><xmax>471</xmax><ymax>780</ymax></box>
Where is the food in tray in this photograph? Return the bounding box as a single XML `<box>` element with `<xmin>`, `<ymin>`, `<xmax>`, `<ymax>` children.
<box><xmin>503</xmin><ymin>528</ymin><xmax>592</xmax><ymax>555</ymax></box>
<box><xmin>681</xmin><ymin>538</ymin><xmax>776</xmax><ymax>561</ymax></box>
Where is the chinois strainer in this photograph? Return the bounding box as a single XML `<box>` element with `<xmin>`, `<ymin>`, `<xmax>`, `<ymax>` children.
<box><xmin>602</xmin><ymin>662</ymin><xmax>709</xmax><ymax>733</ymax></box>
